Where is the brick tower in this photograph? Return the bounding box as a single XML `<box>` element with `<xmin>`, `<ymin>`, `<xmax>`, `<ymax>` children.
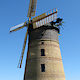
<box><xmin>24</xmin><ymin>24</ymin><xmax>65</xmax><ymax>80</ymax></box>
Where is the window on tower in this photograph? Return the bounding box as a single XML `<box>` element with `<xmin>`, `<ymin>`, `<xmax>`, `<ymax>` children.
<box><xmin>41</xmin><ymin>49</ymin><xmax>45</xmax><ymax>56</ymax></box>
<box><xmin>41</xmin><ymin>64</ymin><xmax>45</xmax><ymax>72</ymax></box>
<box><xmin>41</xmin><ymin>42</ymin><xmax>44</xmax><ymax>45</ymax></box>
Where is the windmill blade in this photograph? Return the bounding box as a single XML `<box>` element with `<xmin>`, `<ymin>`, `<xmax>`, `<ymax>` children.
<box><xmin>32</xmin><ymin>8</ymin><xmax>58</xmax><ymax>28</ymax></box>
<box><xmin>32</xmin><ymin>13</ymin><xmax>46</xmax><ymax>22</ymax></box>
<box><xmin>27</xmin><ymin>0</ymin><xmax>37</xmax><ymax>17</ymax></box>
<box><xmin>10</xmin><ymin>22</ymin><xmax>27</xmax><ymax>32</ymax></box>
<box><xmin>18</xmin><ymin>28</ymin><xmax>28</xmax><ymax>68</ymax></box>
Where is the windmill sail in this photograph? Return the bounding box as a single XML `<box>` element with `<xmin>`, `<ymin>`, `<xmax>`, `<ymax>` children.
<box><xmin>18</xmin><ymin>29</ymin><xmax>28</xmax><ymax>68</ymax></box>
<box><xmin>27</xmin><ymin>0</ymin><xmax>37</xmax><ymax>17</ymax></box>
<box><xmin>32</xmin><ymin>8</ymin><xmax>57</xmax><ymax>28</ymax></box>
<box><xmin>10</xmin><ymin>22</ymin><xmax>27</xmax><ymax>32</ymax></box>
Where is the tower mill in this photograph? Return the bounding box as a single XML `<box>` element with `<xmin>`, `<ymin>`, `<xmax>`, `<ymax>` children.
<box><xmin>10</xmin><ymin>0</ymin><xmax>65</xmax><ymax>80</ymax></box>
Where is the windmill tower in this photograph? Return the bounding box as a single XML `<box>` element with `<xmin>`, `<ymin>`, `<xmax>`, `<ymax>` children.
<box><xmin>10</xmin><ymin>0</ymin><xmax>65</xmax><ymax>80</ymax></box>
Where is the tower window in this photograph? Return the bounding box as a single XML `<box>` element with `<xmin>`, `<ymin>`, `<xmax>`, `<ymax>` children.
<box><xmin>41</xmin><ymin>64</ymin><xmax>45</xmax><ymax>72</ymax></box>
<box><xmin>41</xmin><ymin>49</ymin><xmax>45</xmax><ymax>56</ymax></box>
<box><xmin>41</xmin><ymin>42</ymin><xmax>44</xmax><ymax>45</ymax></box>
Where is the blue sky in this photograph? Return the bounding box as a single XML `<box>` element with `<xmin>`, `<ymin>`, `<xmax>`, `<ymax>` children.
<box><xmin>0</xmin><ymin>0</ymin><xmax>80</xmax><ymax>80</ymax></box>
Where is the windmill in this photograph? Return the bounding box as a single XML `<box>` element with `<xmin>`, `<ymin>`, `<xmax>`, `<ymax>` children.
<box><xmin>10</xmin><ymin>0</ymin><xmax>65</xmax><ymax>80</ymax></box>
